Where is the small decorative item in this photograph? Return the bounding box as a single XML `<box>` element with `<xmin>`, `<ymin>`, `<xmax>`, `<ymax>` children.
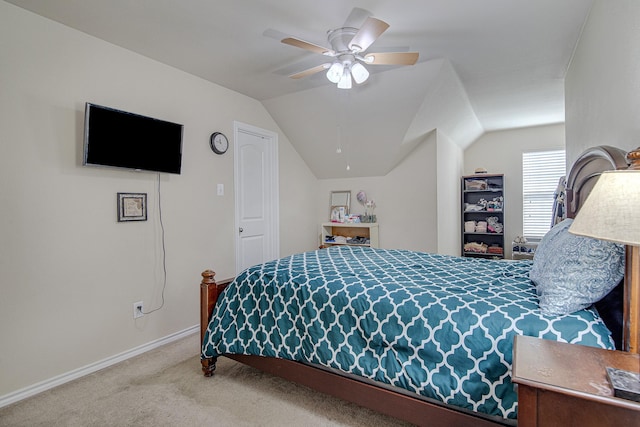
<box><xmin>486</xmin><ymin>216</ymin><xmax>503</xmax><ymax>234</ymax></box>
<box><xmin>355</xmin><ymin>190</ymin><xmax>377</xmax><ymax>222</ymax></box>
<box><xmin>361</xmin><ymin>199</ymin><xmax>376</xmax><ymax>223</ymax></box>
<box><xmin>486</xmin><ymin>196</ymin><xmax>503</xmax><ymax>211</ymax></box>
<box><xmin>330</xmin><ymin>206</ymin><xmax>346</xmax><ymax>223</ymax></box>
<box><xmin>357</xmin><ymin>190</ymin><xmax>367</xmax><ymax>205</ymax></box>
<box><xmin>117</xmin><ymin>193</ymin><xmax>147</xmax><ymax>222</ymax></box>
<box><xmin>345</xmin><ymin>214</ymin><xmax>361</xmax><ymax>223</ymax></box>
<box><xmin>465</xmin><ymin>179</ymin><xmax>488</xmax><ymax>190</ymax></box>
<box><xmin>606</xmin><ymin>367</ymin><xmax>640</xmax><ymax>402</ymax></box>
<box><xmin>465</xmin><ymin>198</ymin><xmax>488</xmax><ymax>212</ymax></box>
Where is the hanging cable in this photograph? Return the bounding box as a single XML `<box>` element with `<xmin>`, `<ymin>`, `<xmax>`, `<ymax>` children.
<box><xmin>141</xmin><ymin>172</ymin><xmax>167</xmax><ymax>314</ymax></box>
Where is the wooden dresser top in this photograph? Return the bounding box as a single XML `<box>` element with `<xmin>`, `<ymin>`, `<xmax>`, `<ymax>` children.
<box><xmin>512</xmin><ymin>335</ymin><xmax>640</xmax><ymax>411</ymax></box>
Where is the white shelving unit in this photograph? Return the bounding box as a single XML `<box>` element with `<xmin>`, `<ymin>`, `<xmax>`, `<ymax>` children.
<box><xmin>321</xmin><ymin>222</ymin><xmax>379</xmax><ymax>248</ymax></box>
<box><xmin>512</xmin><ymin>241</ymin><xmax>538</xmax><ymax>260</ymax></box>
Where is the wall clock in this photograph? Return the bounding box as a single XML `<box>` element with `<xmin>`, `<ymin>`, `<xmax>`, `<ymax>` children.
<box><xmin>210</xmin><ymin>132</ymin><xmax>229</xmax><ymax>155</ymax></box>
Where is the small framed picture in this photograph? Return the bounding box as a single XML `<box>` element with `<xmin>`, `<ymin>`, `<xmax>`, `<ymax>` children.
<box><xmin>117</xmin><ymin>193</ymin><xmax>147</xmax><ymax>222</ymax></box>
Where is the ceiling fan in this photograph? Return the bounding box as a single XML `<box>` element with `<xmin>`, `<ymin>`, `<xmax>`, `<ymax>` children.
<box><xmin>281</xmin><ymin>16</ymin><xmax>419</xmax><ymax>89</ymax></box>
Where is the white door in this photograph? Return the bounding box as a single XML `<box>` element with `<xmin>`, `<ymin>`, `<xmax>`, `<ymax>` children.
<box><xmin>234</xmin><ymin>121</ymin><xmax>279</xmax><ymax>274</ymax></box>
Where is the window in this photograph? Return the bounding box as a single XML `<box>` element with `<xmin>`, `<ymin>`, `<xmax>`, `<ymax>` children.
<box><xmin>522</xmin><ymin>150</ymin><xmax>566</xmax><ymax>239</ymax></box>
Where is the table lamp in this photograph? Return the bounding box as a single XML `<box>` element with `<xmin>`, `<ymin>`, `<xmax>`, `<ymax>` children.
<box><xmin>569</xmin><ymin>147</ymin><xmax>640</xmax><ymax>401</ymax></box>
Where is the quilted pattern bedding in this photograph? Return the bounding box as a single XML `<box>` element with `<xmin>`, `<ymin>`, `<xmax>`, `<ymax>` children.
<box><xmin>202</xmin><ymin>246</ymin><xmax>614</xmax><ymax>419</ymax></box>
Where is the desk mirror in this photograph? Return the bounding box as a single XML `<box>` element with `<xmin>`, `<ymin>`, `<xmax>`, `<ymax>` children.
<box><xmin>330</xmin><ymin>190</ymin><xmax>351</xmax><ymax>221</ymax></box>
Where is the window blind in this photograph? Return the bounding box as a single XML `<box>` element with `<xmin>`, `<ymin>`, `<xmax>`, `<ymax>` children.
<box><xmin>522</xmin><ymin>150</ymin><xmax>566</xmax><ymax>239</ymax></box>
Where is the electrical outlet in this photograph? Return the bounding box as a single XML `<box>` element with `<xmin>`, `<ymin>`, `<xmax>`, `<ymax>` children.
<box><xmin>133</xmin><ymin>301</ymin><xmax>144</xmax><ymax>319</ymax></box>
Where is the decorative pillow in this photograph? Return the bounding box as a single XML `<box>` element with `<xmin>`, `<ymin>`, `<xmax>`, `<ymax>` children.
<box><xmin>530</xmin><ymin>218</ymin><xmax>625</xmax><ymax>315</ymax></box>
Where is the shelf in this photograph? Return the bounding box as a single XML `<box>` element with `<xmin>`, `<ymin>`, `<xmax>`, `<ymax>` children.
<box><xmin>322</xmin><ymin>222</ymin><xmax>377</xmax><ymax>228</ymax></box>
<box><xmin>462</xmin><ymin>174</ymin><xmax>504</xmax><ymax>259</ymax></box>
<box><xmin>512</xmin><ymin>241</ymin><xmax>537</xmax><ymax>260</ymax></box>
<box><xmin>463</xmin><ymin>188</ymin><xmax>503</xmax><ymax>193</ymax></box>
<box><xmin>463</xmin><ymin>252</ymin><xmax>504</xmax><ymax>258</ymax></box>
<box><xmin>323</xmin><ymin>242</ymin><xmax>371</xmax><ymax>247</ymax></box>
<box><xmin>321</xmin><ymin>222</ymin><xmax>379</xmax><ymax>249</ymax></box>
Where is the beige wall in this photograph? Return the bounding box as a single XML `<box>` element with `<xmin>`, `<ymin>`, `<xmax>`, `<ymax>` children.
<box><xmin>565</xmin><ymin>0</ymin><xmax>640</xmax><ymax>162</ymax></box>
<box><xmin>277</xmin><ymin>129</ymin><xmax>319</xmax><ymax>258</ymax></box>
<box><xmin>464</xmin><ymin>124</ymin><xmax>566</xmax><ymax>257</ymax></box>
<box><xmin>315</xmin><ymin>117</ymin><xmax>565</xmax><ymax>261</ymax></box>
<box><xmin>0</xmin><ymin>2</ymin><xmax>317</xmax><ymax>400</ymax></box>
<box><xmin>316</xmin><ymin>132</ymin><xmax>441</xmax><ymax>253</ymax></box>
<box><xmin>436</xmin><ymin>132</ymin><xmax>464</xmax><ymax>256</ymax></box>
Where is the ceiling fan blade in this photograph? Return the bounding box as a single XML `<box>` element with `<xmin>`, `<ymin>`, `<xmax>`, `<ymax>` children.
<box><xmin>281</xmin><ymin>37</ymin><xmax>334</xmax><ymax>56</ymax></box>
<box><xmin>348</xmin><ymin>17</ymin><xmax>389</xmax><ymax>52</ymax></box>
<box><xmin>364</xmin><ymin>52</ymin><xmax>419</xmax><ymax>65</ymax></box>
<box><xmin>288</xmin><ymin>63</ymin><xmax>331</xmax><ymax>79</ymax></box>
<box><xmin>343</xmin><ymin>7</ymin><xmax>372</xmax><ymax>28</ymax></box>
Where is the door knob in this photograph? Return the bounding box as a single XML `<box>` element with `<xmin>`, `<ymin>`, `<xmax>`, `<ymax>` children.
<box><xmin>239</xmin><ymin>227</ymin><xmax>244</xmax><ymax>233</ymax></box>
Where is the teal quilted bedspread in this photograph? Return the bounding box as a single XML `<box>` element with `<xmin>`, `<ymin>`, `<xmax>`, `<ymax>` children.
<box><xmin>202</xmin><ymin>246</ymin><xmax>614</xmax><ymax>419</ymax></box>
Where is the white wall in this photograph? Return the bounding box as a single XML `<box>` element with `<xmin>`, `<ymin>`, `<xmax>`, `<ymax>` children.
<box><xmin>565</xmin><ymin>0</ymin><xmax>640</xmax><ymax>162</ymax></box>
<box><xmin>464</xmin><ymin>124</ymin><xmax>566</xmax><ymax>257</ymax></box>
<box><xmin>0</xmin><ymin>2</ymin><xmax>317</xmax><ymax>399</ymax></box>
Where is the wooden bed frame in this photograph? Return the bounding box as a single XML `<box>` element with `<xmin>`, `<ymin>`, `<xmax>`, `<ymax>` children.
<box><xmin>199</xmin><ymin>145</ymin><xmax>638</xmax><ymax>426</ymax></box>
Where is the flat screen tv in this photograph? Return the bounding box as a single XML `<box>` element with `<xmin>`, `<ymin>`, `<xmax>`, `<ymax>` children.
<box><xmin>83</xmin><ymin>103</ymin><xmax>183</xmax><ymax>174</ymax></box>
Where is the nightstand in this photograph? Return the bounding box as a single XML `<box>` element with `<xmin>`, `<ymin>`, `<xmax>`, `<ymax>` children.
<box><xmin>512</xmin><ymin>335</ymin><xmax>640</xmax><ymax>426</ymax></box>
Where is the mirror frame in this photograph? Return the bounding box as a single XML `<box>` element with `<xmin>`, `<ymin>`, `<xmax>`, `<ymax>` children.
<box><xmin>330</xmin><ymin>190</ymin><xmax>351</xmax><ymax>220</ymax></box>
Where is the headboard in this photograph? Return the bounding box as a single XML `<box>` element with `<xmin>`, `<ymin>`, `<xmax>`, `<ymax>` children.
<box><xmin>565</xmin><ymin>145</ymin><xmax>629</xmax><ymax>219</ymax></box>
<box><xmin>564</xmin><ymin>145</ymin><xmax>630</xmax><ymax>350</ymax></box>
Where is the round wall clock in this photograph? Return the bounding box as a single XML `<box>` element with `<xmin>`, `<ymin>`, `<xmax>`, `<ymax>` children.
<box><xmin>210</xmin><ymin>132</ymin><xmax>229</xmax><ymax>155</ymax></box>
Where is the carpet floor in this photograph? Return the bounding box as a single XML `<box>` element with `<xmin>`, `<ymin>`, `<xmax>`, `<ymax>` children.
<box><xmin>0</xmin><ymin>333</ymin><xmax>412</xmax><ymax>426</ymax></box>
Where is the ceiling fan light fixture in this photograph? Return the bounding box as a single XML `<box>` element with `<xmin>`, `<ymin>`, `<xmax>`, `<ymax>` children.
<box><xmin>351</xmin><ymin>62</ymin><xmax>369</xmax><ymax>84</ymax></box>
<box><xmin>337</xmin><ymin>68</ymin><xmax>352</xmax><ymax>89</ymax></box>
<box><xmin>326</xmin><ymin>62</ymin><xmax>344</xmax><ymax>83</ymax></box>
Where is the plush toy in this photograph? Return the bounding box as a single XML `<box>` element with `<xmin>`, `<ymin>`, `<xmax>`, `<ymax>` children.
<box><xmin>486</xmin><ymin>196</ymin><xmax>503</xmax><ymax>211</ymax></box>
<box><xmin>513</xmin><ymin>235</ymin><xmax>528</xmax><ymax>244</ymax></box>
<box><xmin>487</xmin><ymin>216</ymin><xmax>503</xmax><ymax>234</ymax></box>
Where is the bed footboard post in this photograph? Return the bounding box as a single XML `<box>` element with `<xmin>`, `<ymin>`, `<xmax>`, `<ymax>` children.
<box><xmin>200</xmin><ymin>269</ymin><xmax>233</xmax><ymax>377</ymax></box>
<box><xmin>200</xmin><ymin>270</ymin><xmax>218</xmax><ymax>376</ymax></box>
<box><xmin>200</xmin><ymin>269</ymin><xmax>217</xmax><ymax>345</ymax></box>
<box><xmin>201</xmin><ymin>356</ymin><xmax>217</xmax><ymax>377</ymax></box>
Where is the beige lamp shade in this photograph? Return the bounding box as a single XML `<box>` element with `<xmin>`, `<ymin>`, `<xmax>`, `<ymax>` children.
<box><xmin>569</xmin><ymin>170</ymin><xmax>640</xmax><ymax>246</ymax></box>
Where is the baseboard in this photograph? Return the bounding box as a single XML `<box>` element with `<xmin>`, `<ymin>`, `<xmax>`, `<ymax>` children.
<box><xmin>0</xmin><ymin>324</ymin><xmax>199</xmax><ymax>409</ymax></box>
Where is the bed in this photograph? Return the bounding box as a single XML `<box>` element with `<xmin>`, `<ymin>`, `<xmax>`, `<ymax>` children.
<box><xmin>199</xmin><ymin>145</ymin><xmax>636</xmax><ymax>426</ymax></box>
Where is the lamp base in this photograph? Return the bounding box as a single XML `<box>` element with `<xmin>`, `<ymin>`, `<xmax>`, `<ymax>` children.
<box><xmin>606</xmin><ymin>366</ymin><xmax>640</xmax><ymax>402</ymax></box>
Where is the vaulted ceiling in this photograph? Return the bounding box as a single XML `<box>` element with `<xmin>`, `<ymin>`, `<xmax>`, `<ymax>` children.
<box><xmin>6</xmin><ymin>0</ymin><xmax>594</xmax><ymax>178</ymax></box>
